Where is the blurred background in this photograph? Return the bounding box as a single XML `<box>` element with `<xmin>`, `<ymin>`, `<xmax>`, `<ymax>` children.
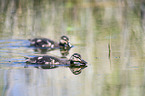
<box><xmin>0</xmin><ymin>0</ymin><xmax>145</xmax><ymax>96</ymax></box>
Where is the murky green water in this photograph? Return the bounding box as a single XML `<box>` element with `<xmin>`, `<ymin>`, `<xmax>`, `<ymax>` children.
<box><xmin>0</xmin><ymin>0</ymin><xmax>145</xmax><ymax>96</ymax></box>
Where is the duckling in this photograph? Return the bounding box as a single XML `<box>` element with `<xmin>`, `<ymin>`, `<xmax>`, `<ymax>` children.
<box><xmin>29</xmin><ymin>36</ymin><xmax>72</xmax><ymax>50</ymax></box>
<box><xmin>25</xmin><ymin>53</ymin><xmax>87</xmax><ymax>66</ymax></box>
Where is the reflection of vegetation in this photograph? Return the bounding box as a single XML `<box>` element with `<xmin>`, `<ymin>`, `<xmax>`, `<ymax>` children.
<box><xmin>0</xmin><ymin>0</ymin><xmax>144</xmax><ymax>96</ymax></box>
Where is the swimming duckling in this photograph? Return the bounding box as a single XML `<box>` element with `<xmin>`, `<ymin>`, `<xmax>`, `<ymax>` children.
<box><xmin>25</xmin><ymin>53</ymin><xmax>87</xmax><ymax>66</ymax></box>
<box><xmin>29</xmin><ymin>36</ymin><xmax>72</xmax><ymax>50</ymax></box>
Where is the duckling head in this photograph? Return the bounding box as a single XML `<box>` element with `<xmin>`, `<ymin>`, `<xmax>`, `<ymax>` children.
<box><xmin>59</xmin><ymin>36</ymin><xmax>73</xmax><ymax>48</ymax></box>
<box><xmin>69</xmin><ymin>53</ymin><xmax>87</xmax><ymax>66</ymax></box>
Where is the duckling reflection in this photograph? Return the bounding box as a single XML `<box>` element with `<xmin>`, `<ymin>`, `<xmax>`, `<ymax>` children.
<box><xmin>33</xmin><ymin>47</ymin><xmax>54</xmax><ymax>54</ymax></box>
<box><xmin>29</xmin><ymin>36</ymin><xmax>73</xmax><ymax>56</ymax></box>
<box><xmin>25</xmin><ymin>53</ymin><xmax>87</xmax><ymax>75</ymax></box>
<box><xmin>60</xmin><ymin>47</ymin><xmax>70</xmax><ymax>57</ymax></box>
<box><xmin>69</xmin><ymin>65</ymin><xmax>87</xmax><ymax>75</ymax></box>
<box><xmin>33</xmin><ymin>45</ymin><xmax>71</xmax><ymax>57</ymax></box>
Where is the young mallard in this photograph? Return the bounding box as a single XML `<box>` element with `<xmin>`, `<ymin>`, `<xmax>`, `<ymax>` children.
<box><xmin>25</xmin><ymin>53</ymin><xmax>87</xmax><ymax>66</ymax></box>
<box><xmin>29</xmin><ymin>36</ymin><xmax>72</xmax><ymax>50</ymax></box>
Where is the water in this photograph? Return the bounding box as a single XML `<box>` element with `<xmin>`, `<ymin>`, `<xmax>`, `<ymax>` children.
<box><xmin>0</xmin><ymin>0</ymin><xmax>144</xmax><ymax>96</ymax></box>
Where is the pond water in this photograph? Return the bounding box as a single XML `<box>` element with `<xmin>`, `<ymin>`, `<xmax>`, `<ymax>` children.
<box><xmin>0</xmin><ymin>0</ymin><xmax>144</xmax><ymax>96</ymax></box>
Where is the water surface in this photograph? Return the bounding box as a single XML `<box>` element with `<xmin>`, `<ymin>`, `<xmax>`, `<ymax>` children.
<box><xmin>0</xmin><ymin>0</ymin><xmax>144</xmax><ymax>96</ymax></box>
